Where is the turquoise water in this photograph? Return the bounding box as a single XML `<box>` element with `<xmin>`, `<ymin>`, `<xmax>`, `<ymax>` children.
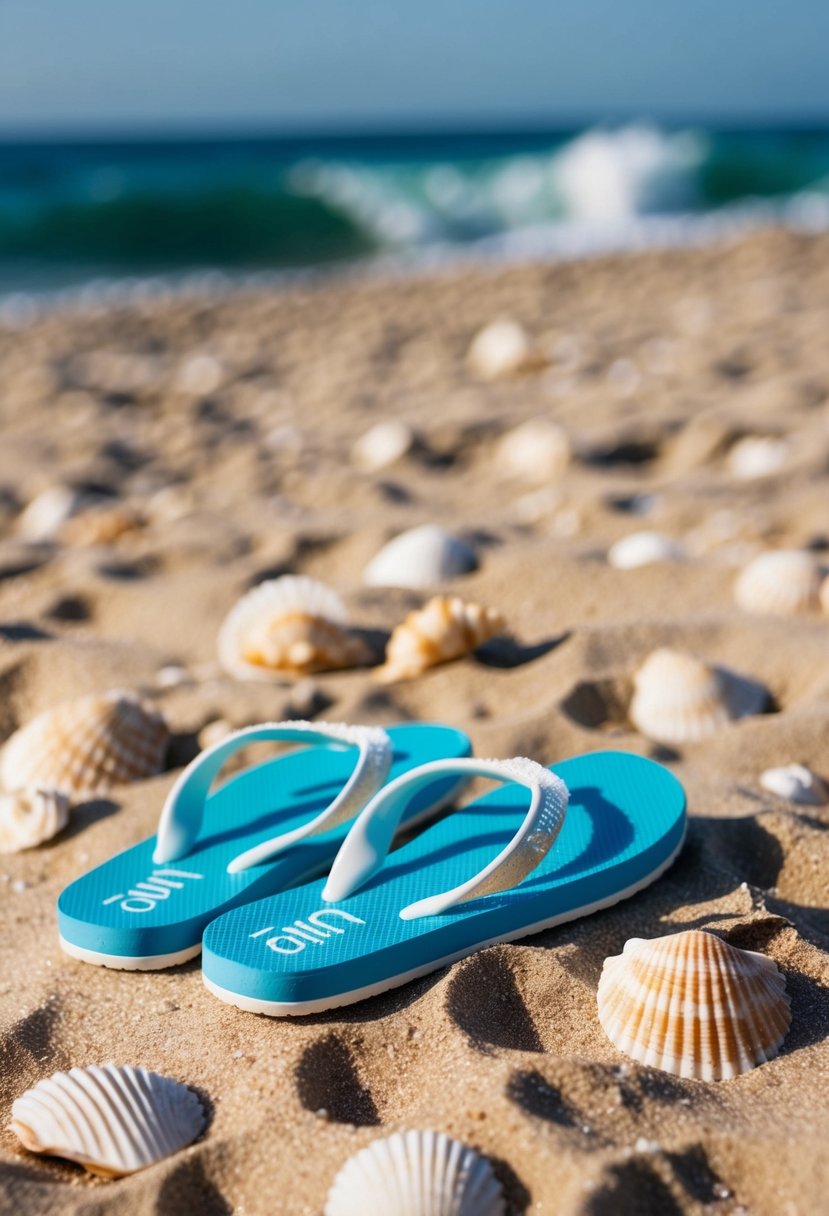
<box><xmin>1</xmin><ymin>124</ymin><xmax>829</xmax><ymax>294</ymax></box>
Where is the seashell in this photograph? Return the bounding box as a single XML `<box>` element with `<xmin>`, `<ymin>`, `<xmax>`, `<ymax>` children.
<box><xmin>61</xmin><ymin>504</ymin><xmax>143</xmax><ymax>547</ymax></box>
<box><xmin>218</xmin><ymin>575</ymin><xmax>371</xmax><ymax>680</ymax></box>
<box><xmin>376</xmin><ymin>596</ymin><xmax>505</xmax><ymax>683</ymax></box>
<box><xmin>494</xmin><ymin>419</ymin><xmax>570</xmax><ymax>484</ymax></box>
<box><xmin>324</xmin><ymin>1129</ymin><xmax>505</xmax><ymax>1216</ymax></box>
<box><xmin>727</xmin><ymin>435</ymin><xmax>789</xmax><ymax>480</ymax></box>
<box><xmin>0</xmin><ymin>788</ymin><xmax>70</xmax><ymax>854</ymax></box>
<box><xmin>17</xmin><ymin>486</ymin><xmax>81</xmax><ymax>542</ymax></box>
<box><xmin>760</xmin><ymin>763</ymin><xmax>828</xmax><ymax>806</ymax></box>
<box><xmin>11</xmin><ymin>1063</ymin><xmax>205</xmax><ymax>1177</ymax></box>
<box><xmin>608</xmin><ymin>532</ymin><xmax>686</xmax><ymax>570</ymax></box>
<box><xmin>467</xmin><ymin>318</ymin><xmax>535</xmax><ymax>380</ymax></box>
<box><xmin>353</xmin><ymin>420</ymin><xmax>414</xmax><ymax>472</ymax></box>
<box><xmin>363</xmin><ymin>525</ymin><xmax>477</xmax><ymax>589</ymax></box>
<box><xmin>629</xmin><ymin>648</ymin><xmax>768</xmax><ymax>745</ymax></box>
<box><xmin>0</xmin><ymin>691</ymin><xmax>169</xmax><ymax>798</ymax></box>
<box><xmin>734</xmin><ymin>550</ymin><xmax>823</xmax><ymax>616</ymax></box>
<box><xmin>597</xmin><ymin>929</ymin><xmax>791</xmax><ymax>1080</ymax></box>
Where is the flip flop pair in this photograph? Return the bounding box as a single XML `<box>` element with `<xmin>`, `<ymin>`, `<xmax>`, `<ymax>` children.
<box><xmin>58</xmin><ymin>725</ymin><xmax>687</xmax><ymax>1015</ymax></box>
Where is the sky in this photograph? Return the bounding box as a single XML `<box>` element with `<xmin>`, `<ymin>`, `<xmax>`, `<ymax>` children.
<box><xmin>1</xmin><ymin>0</ymin><xmax>828</xmax><ymax>134</ymax></box>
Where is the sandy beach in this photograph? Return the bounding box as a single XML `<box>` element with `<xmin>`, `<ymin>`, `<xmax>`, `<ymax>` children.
<box><xmin>0</xmin><ymin>228</ymin><xmax>828</xmax><ymax>1214</ymax></box>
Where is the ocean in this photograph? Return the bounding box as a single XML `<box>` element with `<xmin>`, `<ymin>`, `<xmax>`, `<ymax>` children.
<box><xmin>1</xmin><ymin>123</ymin><xmax>828</xmax><ymax>302</ymax></box>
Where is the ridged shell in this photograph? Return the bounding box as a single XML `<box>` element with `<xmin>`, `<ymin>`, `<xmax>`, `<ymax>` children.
<box><xmin>363</xmin><ymin>526</ymin><xmax>477</xmax><ymax>589</ymax></box>
<box><xmin>324</xmin><ymin>1130</ymin><xmax>505</xmax><ymax>1216</ymax></box>
<box><xmin>734</xmin><ymin>550</ymin><xmax>823</xmax><ymax>616</ymax></box>
<box><xmin>727</xmin><ymin>435</ymin><xmax>789</xmax><ymax>480</ymax></box>
<box><xmin>376</xmin><ymin>596</ymin><xmax>505</xmax><ymax>683</ymax></box>
<box><xmin>629</xmin><ymin>648</ymin><xmax>768</xmax><ymax>744</ymax></box>
<box><xmin>494</xmin><ymin>420</ymin><xmax>570</xmax><ymax>484</ymax></box>
<box><xmin>218</xmin><ymin>576</ymin><xmax>371</xmax><ymax>680</ymax></box>
<box><xmin>608</xmin><ymin>532</ymin><xmax>686</xmax><ymax>569</ymax></box>
<box><xmin>0</xmin><ymin>692</ymin><xmax>169</xmax><ymax>798</ymax></box>
<box><xmin>0</xmin><ymin>788</ymin><xmax>70</xmax><ymax>853</ymax></box>
<box><xmin>467</xmin><ymin>318</ymin><xmax>534</xmax><ymax>380</ymax></box>
<box><xmin>597</xmin><ymin>930</ymin><xmax>791</xmax><ymax>1081</ymax></box>
<box><xmin>11</xmin><ymin>1064</ymin><xmax>205</xmax><ymax>1177</ymax></box>
<box><xmin>760</xmin><ymin>763</ymin><xmax>828</xmax><ymax>806</ymax></box>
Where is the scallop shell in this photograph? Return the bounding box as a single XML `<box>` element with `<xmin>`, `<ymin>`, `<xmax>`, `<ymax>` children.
<box><xmin>467</xmin><ymin>318</ymin><xmax>535</xmax><ymax>380</ymax></box>
<box><xmin>0</xmin><ymin>788</ymin><xmax>70</xmax><ymax>853</ymax></box>
<box><xmin>760</xmin><ymin>763</ymin><xmax>828</xmax><ymax>806</ymax></box>
<box><xmin>734</xmin><ymin>550</ymin><xmax>823</xmax><ymax>616</ymax></box>
<box><xmin>353</xmin><ymin>420</ymin><xmax>414</xmax><ymax>472</ymax></box>
<box><xmin>608</xmin><ymin>532</ymin><xmax>686</xmax><ymax>570</ymax></box>
<box><xmin>217</xmin><ymin>575</ymin><xmax>371</xmax><ymax>680</ymax></box>
<box><xmin>597</xmin><ymin>930</ymin><xmax>791</xmax><ymax>1081</ymax></box>
<box><xmin>376</xmin><ymin>596</ymin><xmax>505</xmax><ymax>683</ymax></box>
<box><xmin>494</xmin><ymin>420</ymin><xmax>570</xmax><ymax>484</ymax></box>
<box><xmin>0</xmin><ymin>691</ymin><xmax>169</xmax><ymax>798</ymax></box>
<box><xmin>324</xmin><ymin>1130</ymin><xmax>505</xmax><ymax>1216</ymax></box>
<box><xmin>629</xmin><ymin>647</ymin><xmax>768</xmax><ymax>745</ymax></box>
<box><xmin>727</xmin><ymin>435</ymin><xmax>789</xmax><ymax>480</ymax></box>
<box><xmin>11</xmin><ymin>1064</ymin><xmax>205</xmax><ymax>1177</ymax></box>
<box><xmin>363</xmin><ymin>526</ymin><xmax>477</xmax><ymax>589</ymax></box>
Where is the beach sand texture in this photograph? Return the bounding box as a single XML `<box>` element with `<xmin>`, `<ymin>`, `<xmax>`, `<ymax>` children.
<box><xmin>1</xmin><ymin>229</ymin><xmax>828</xmax><ymax>1214</ymax></box>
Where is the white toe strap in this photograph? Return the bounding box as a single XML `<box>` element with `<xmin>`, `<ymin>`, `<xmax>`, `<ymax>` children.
<box><xmin>322</xmin><ymin>756</ymin><xmax>569</xmax><ymax>920</ymax></box>
<box><xmin>152</xmin><ymin>721</ymin><xmax>392</xmax><ymax>873</ymax></box>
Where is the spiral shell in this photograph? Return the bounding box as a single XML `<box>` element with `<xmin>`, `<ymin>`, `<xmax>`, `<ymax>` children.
<box><xmin>597</xmin><ymin>930</ymin><xmax>791</xmax><ymax>1081</ymax></box>
<box><xmin>376</xmin><ymin>596</ymin><xmax>505</xmax><ymax>683</ymax></box>
<box><xmin>734</xmin><ymin>550</ymin><xmax>823</xmax><ymax>616</ymax></box>
<box><xmin>629</xmin><ymin>648</ymin><xmax>768</xmax><ymax>745</ymax></box>
<box><xmin>324</xmin><ymin>1130</ymin><xmax>505</xmax><ymax>1216</ymax></box>
<box><xmin>0</xmin><ymin>788</ymin><xmax>70</xmax><ymax>853</ymax></box>
<box><xmin>363</xmin><ymin>526</ymin><xmax>477</xmax><ymax>589</ymax></box>
<box><xmin>218</xmin><ymin>576</ymin><xmax>371</xmax><ymax>680</ymax></box>
<box><xmin>11</xmin><ymin>1064</ymin><xmax>205</xmax><ymax>1177</ymax></box>
<box><xmin>0</xmin><ymin>691</ymin><xmax>169</xmax><ymax>798</ymax></box>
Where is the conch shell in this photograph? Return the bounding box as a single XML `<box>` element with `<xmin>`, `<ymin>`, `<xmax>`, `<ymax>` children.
<box><xmin>597</xmin><ymin>930</ymin><xmax>791</xmax><ymax>1080</ymax></box>
<box><xmin>0</xmin><ymin>691</ymin><xmax>169</xmax><ymax>799</ymax></box>
<box><xmin>218</xmin><ymin>575</ymin><xmax>372</xmax><ymax>680</ymax></box>
<box><xmin>376</xmin><ymin>596</ymin><xmax>505</xmax><ymax>683</ymax></box>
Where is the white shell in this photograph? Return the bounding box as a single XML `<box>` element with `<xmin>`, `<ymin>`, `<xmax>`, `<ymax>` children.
<box><xmin>11</xmin><ymin>1063</ymin><xmax>205</xmax><ymax>1177</ymax></box>
<box><xmin>727</xmin><ymin>436</ymin><xmax>789</xmax><ymax>480</ymax></box>
<box><xmin>353</xmin><ymin>420</ymin><xmax>414</xmax><ymax>472</ymax></box>
<box><xmin>467</xmin><ymin>319</ymin><xmax>533</xmax><ymax>380</ymax></box>
<box><xmin>0</xmin><ymin>691</ymin><xmax>170</xmax><ymax>798</ymax></box>
<box><xmin>494</xmin><ymin>420</ymin><xmax>570</xmax><ymax>484</ymax></box>
<box><xmin>324</xmin><ymin>1130</ymin><xmax>505</xmax><ymax>1216</ymax></box>
<box><xmin>630</xmin><ymin>648</ymin><xmax>768</xmax><ymax>744</ymax></box>
<box><xmin>734</xmin><ymin>550</ymin><xmax>823</xmax><ymax>616</ymax></box>
<box><xmin>17</xmin><ymin>486</ymin><xmax>81</xmax><ymax>541</ymax></box>
<box><xmin>760</xmin><ymin>764</ymin><xmax>828</xmax><ymax>806</ymax></box>
<box><xmin>363</xmin><ymin>525</ymin><xmax>477</xmax><ymax>589</ymax></box>
<box><xmin>597</xmin><ymin>930</ymin><xmax>791</xmax><ymax>1081</ymax></box>
<box><xmin>218</xmin><ymin>575</ymin><xmax>370</xmax><ymax>680</ymax></box>
<box><xmin>608</xmin><ymin>532</ymin><xmax>686</xmax><ymax>570</ymax></box>
<box><xmin>0</xmin><ymin>788</ymin><xmax>70</xmax><ymax>853</ymax></box>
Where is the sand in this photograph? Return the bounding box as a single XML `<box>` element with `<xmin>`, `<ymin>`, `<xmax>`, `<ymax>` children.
<box><xmin>1</xmin><ymin>228</ymin><xmax>828</xmax><ymax>1215</ymax></box>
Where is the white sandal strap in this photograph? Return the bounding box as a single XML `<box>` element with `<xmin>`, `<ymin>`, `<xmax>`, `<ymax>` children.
<box><xmin>152</xmin><ymin>721</ymin><xmax>392</xmax><ymax>873</ymax></box>
<box><xmin>322</xmin><ymin>756</ymin><xmax>568</xmax><ymax>920</ymax></box>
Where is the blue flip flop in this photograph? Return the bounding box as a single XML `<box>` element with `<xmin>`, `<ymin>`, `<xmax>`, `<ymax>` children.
<box><xmin>201</xmin><ymin>750</ymin><xmax>686</xmax><ymax>1015</ymax></box>
<box><xmin>58</xmin><ymin>721</ymin><xmax>471</xmax><ymax>970</ymax></box>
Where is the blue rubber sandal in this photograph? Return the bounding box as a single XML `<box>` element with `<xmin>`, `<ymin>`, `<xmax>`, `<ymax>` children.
<box><xmin>58</xmin><ymin>721</ymin><xmax>471</xmax><ymax>970</ymax></box>
<box><xmin>201</xmin><ymin>750</ymin><xmax>686</xmax><ymax>1015</ymax></box>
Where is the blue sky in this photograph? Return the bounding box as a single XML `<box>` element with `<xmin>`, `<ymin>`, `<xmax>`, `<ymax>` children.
<box><xmin>2</xmin><ymin>0</ymin><xmax>828</xmax><ymax>132</ymax></box>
